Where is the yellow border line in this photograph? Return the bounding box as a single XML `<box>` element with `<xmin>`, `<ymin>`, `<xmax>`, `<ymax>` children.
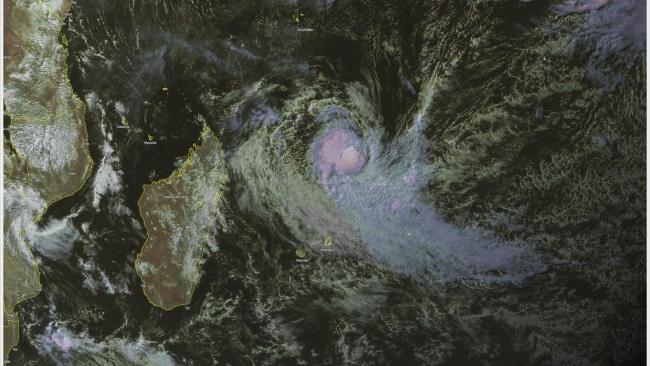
<box><xmin>2</xmin><ymin>232</ymin><xmax>44</xmax><ymax>358</ymax></box>
<box><xmin>134</xmin><ymin>125</ymin><xmax>227</xmax><ymax>311</ymax></box>
<box><xmin>3</xmin><ymin>0</ymin><xmax>94</xmax><ymax>359</ymax></box>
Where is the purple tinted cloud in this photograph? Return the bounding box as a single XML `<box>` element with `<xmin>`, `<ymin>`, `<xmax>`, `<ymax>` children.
<box><xmin>557</xmin><ymin>0</ymin><xmax>646</xmax><ymax>89</ymax></box>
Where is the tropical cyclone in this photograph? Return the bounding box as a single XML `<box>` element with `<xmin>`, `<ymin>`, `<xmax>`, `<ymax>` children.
<box><xmin>3</xmin><ymin>0</ymin><xmax>93</xmax><ymax>361</ymax></box>
<box><xmin>136</xmin><ymin>126</ymin><xmax>228</xmax><ymax>310</ymax></box>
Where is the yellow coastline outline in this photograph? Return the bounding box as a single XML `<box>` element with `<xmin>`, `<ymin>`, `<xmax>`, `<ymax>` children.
<box><xmin>134</xmin><ymin>125</ymin><xmax>228</xmax><ymax>311</ymax></box>
<box><xmin>3</xmin><ymin>0</ymin><xmax>95</xmax><ymax>359</ymax></box>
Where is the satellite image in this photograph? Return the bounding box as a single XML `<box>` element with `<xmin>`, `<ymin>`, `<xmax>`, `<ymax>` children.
<box><xmin>2</xmin><ymin>0</ymin><xmax>646</xmax><ymax>365</ymax></box>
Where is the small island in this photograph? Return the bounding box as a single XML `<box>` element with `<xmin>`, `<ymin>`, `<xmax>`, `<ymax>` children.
<box><xmin>136</xmin><ymin>126</ymin><xmax>228</xmax><ymax>310</ymax></box>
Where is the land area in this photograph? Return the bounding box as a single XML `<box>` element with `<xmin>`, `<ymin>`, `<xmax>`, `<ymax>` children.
<box><xmin>3</xmin><ymin>0</ymin><xmax>93</xmax><ymax>360</ymax></box>
<box><xmin>136</xmin><ymin>126</ymin><xmax>227</xmax><ymax>310</ymax></box>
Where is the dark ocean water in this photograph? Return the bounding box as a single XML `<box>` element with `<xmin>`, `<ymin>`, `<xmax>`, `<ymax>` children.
<box><xmin>10</xmin><ymin>0</ymin><xmax>645</xmax><ymax>365</ymax></box>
